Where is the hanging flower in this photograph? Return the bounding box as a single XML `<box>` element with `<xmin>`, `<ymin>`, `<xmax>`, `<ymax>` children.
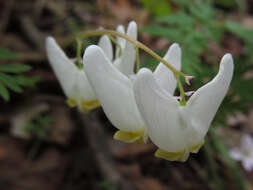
<box><xmin>45</xmin><ymin>21</ymin><xmax>136</xmax><ymax>113</ymax></box>
<box><xmin>133</xmin><ymin>54</ymin><xmax>234</xmax><ymax>161</ymax></box>
<box><xmin>46</xmin><ymin>37</ymin><xmax>100</xmax><ymax>113</ymax></box>
<box><xmin>230</xmin><ymin>134</ymin><xmax>253</xmax><ymax>171</ymax></box>
<box><xmin>83</xmin><ymin>43</ymin><xmax>182</xmax><ymax>144</ymax></box>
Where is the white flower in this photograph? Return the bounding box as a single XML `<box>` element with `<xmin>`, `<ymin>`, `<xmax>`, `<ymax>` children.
<box><xmin>83</xmin><ymin>43</ymin><xmax>182</xmax><ymax>144</ymax></box>
<box><xmin>133</xmin><ymin>54</ymin><xmax>234</xmax><ymax>161</ymax></box>
<box><xmin>230</xmin><ymin>134</ymin><xmax>253</xmax><ymax>171</ymax></box>
<box><xmin>46</xmin><ymin>37</ymin><xmax>101</xmax><ymax>113</ymax></box>
<box><xmin>46</xmin><ymin>21</ymin><xmax>137</xmax><ymax>113</ymax></box>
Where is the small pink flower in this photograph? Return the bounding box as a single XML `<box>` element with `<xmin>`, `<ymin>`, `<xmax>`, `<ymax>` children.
<box><xmin>230</xmin><ymin>134</ymin><xmax>253</xmax><ymax>171</ymax></box>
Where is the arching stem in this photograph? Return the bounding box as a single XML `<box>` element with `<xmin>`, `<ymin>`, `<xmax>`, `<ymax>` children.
<box><xmin>177</xmin><ymin>75</ymin><xmax>186</xmax><ymax>106</ymax></box>
<box><xmin>64</xmin><ymin>29</ymin><xmax>186</xmax><ymax>78</ymax></box>
<box><xmin>136</xmin><ymin>47</ymin><xmax>141</xmax><ymax>72</ymax></box>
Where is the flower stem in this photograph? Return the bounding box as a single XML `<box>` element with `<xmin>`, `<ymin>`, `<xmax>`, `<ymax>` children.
<box><xmin>136</xmin><ymin>47</ymin><xmax>140</xmax><ymax>72</ymax></box>
<box><xmin>65</xmin><ymin>29</ymin><xmax>186</xmax><ymax>78</ymax></box>
<box><xmin>107</xmin><ymin>35</ymin><xmax>122</xmax><ymax>58</ymax></box>
<box><xmin>177</xmin><ymin>75</ymin><xmax>186</xmax><ymax>106</ymax></box>
<box><xmin>75</xmin><ymin>38</ymin><xmax>83</xmax><ymax>69</ymax></box>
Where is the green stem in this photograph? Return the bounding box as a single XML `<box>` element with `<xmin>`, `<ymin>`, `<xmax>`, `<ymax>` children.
<box><xmin>76</xmin><ymin>39</ymin><xmax>83</xmax><ymax>69</ymax></box>
<box><xmin>177</xmin><ymin>75</ymin><xmax>186</xmax><ymax>106</ymax></box>
<box><xmin>136</xmin><ymin>47</ymin><xmax>140</xmax><ymax>72</ymax></box>
<box><xmin>108</xmin><ymin>35</ymin><xmax>122</xmax><ymax>58</ymax></box>
<box><xmin>64</xmin><ymin>29</ymin><xmax>185</xmax><ymax>78</ymax></box>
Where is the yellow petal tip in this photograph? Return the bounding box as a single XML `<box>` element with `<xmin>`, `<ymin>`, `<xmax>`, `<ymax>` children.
<box><xmin>78</xmin><ymin>99</ymin><xmax>100</xmax><ymax>114</ymax></box>
<box><xmin>66</xmin><ymin>98</ymin><xmax>77</xmax><ymax>107</ymax></box>
<box><xmin>81</xmin><ymin>99</ymin><xmax>100</xmax><ymax>110</ymax></box>
<box><xmin>154</xmin><ymin>140</ymin><xmax>205</xmax><ymax>162</ymax></box>
<box><xmin>155</xmin><ymin>148</ymin><xmax>187</xmax><ymax>162</ymax></box>
<box><xmin>113</xmin><ymin>130</ymin><xmax>145</xmax><ymax>144</ymax></box>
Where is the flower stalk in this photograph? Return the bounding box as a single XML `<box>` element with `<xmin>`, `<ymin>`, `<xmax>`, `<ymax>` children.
<box><xmin>75</xmin><ymin>38</ymin><xmax>83</xmax><ymax>69</ymax></box>
<box><xmin>107</xmin><ymin>35</ymin><xmax>122</xmax><ymax>58</ymax></box>
<box><xmin>65</xmin><ymin>29</ymin><xmax>186</xmax><ymax>79</ymax></box>
<box><xmin>177</xmin><ymin>75</ymin><xmax>186</xmax><ymax>106</ymax></box>
<box><xmin>135</xmin><ymin>47</ymin><xmax>140</xmax><ymax>72</ymax></box>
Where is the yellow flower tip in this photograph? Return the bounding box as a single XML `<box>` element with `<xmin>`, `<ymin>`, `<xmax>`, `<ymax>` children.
<box><xmin>66</xmin><ymin>98</ymin><xmax>77</xmax><ymax>108</ymax></box>
<box><xmin>155</xmin><ymin>148</ymin><xmax>188</xmax><ymax>162</ymax></box>
<box><xmin>190</xmin><ymin>139</ymin><xmax>205</xmax><ymax>153</ymax></box>
<box><xmin>81</xmin><ymin>99</ymin><xmax>100</xmax><ymax>110</ymax></box>
<box><xmin>113</xmin><ymin>130</ymin><xmax>146</xmax><ymax>144</ymax></box>
<box><xmin>155</xmin><ymin>140</ymin><xmax>205</xmax><ymax>162</ymax></box>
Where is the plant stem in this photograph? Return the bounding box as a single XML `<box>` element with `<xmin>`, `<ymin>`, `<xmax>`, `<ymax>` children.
<box><xmin>136</xmin><ymin>47</ymin><xmax>140</xmax><ymax>72</ymax></box>
<box><xmin>76</xmin><ymin>39</ymin><xmax>82</xmax><ymax>62</ymax></box>
<box><xmin>177</xmin><ymin>75</ymin><xmax>186</xmax><ymax>106</ymax></box>
<box><xmin>64</xmin><ymin>29</ymin><xmax>185</xmax><ymax>78</ymax></box>
<box><xmin>108</xmin><ymin>35</ymin><xmax>122</xmax><ymax>58</ymax></box>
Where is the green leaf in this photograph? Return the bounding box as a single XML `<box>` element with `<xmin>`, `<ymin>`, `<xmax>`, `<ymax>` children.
<box><xmin>0</xmin><ymin>48</ymin><xmax>19</xmax><ymax>60</ymax></box>
<box><xmin>225</xmin><ymin>21</ymin><xmax>253</xmax><ymax>43</ymax></box>
<box><xmin>142</xmin><ymin>26</ymin><xmax>183</xmax><ymax>42</ymax></box>
<box><xmin>141</xmin><ymin>56</ymin><xmax>158</xmax><ymax>71</ymax></box>
<box><xmin>213</xmin><ymin>0</ymin><xmax>237</xmax><ymax>8</ymax></box>
<box><xmin>184</xmin><ymin>31</ymin><xmax>207</xmax><ymax>54</ymax></box>
<box><xmin>188</xmin><ymin>0</ymin><xmax>214</xmax><ymax>22</ymax></box>
<box><xmin>0</xmin><ymin>73</ymin><xmax>23</xmax><ymax>93</ymax></box>
<box><xmin>140</xmin><ymin>0</ymin><xmax>172</xmax><ymax>16</ymax></box>
<box><xmin>15</xmin><ymin>75</ymin><xmax>41</xmax><ymax>87</ymax></box>
<box><xmin>155</xmin><ymin>11</ymin><xmax>195</xmax><ymax>28</ymax></box>
<box><xmin>0</xmin><ymin>81</ymin><xmax>9</xmax><ymax>101</ymax></box>
<box><xmin>232</xmin><ymin>78</ymin><xmax>253</xmax><ymax>101</ymax></box>
<box><xmin>0</xmin><ymin>64</ymin><xmax>31</xmax><ymax>73</ymax></box>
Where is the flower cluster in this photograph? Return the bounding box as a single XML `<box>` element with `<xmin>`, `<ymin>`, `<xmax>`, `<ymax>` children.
<box><xmin>46</xmin><ymin>21</ymin><xmax>234</xmax><ymax>162</ymax></box>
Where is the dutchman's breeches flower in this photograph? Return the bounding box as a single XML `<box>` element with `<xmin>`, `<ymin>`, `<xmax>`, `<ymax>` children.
<box><xmin>133</xmin><ymin>54</ymin><xmax>234</xmax><ymax>161</ymax></box>
<box><xmin>83</xmin><ymin>43</ymin><xmax>182</xmax><ymax>144</ymax></box>
<box><xmin>46</xmin><ymin>21</ymin><xmax>137</xmax><ymax>113</ymax></box>
<box><xmin>46</xmin><ymin>37</ymin><xmax>100</xmax><ymax>113</ymax></box>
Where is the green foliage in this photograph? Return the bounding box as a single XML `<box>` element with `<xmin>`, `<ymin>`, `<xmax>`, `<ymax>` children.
<box><xmin>24</xmin><ymin>113</ymin><xmax>53</xmax><ymax>140</ymax></box>
<box><xmin>0</xmin><ymin>48</ymin><xmax>20</xmax><ymax>60</ymax></box>
<box><xmin>140</xmin><ymin>0</ymin><xmax>172</xmax><ymax>16</ymax></box>
<box><xmin>142</xmin><ymin>1</ymin><xmax>252</xmax><ymax>187</ymax></box>
<box><xmin>97</xmin><ymin>180</ymin><xmax>116</xmax><ymax>190</ymax></box>
<box><xmin>0</xmin><ymin>63</ymin><xmax>40</xmax><ymax>101</ymax></box>
<box><xmin>142</xmin><ymin>0</ymin><xmax>253</xmax><ymax>118</ymax></box>
<box><xmin>142</xmin><ymin>0</ymin><xmax>223</xmax><ymax>78</ymax></box>
<box><xmin>213</xmin><ymin>0</ymin><xmax>237</xmax><ymax>8</ymax></box>
<box><xmin>0</xmin><ymin>63</ymin><xmax>31</xmax><ymax>73</ymax></box>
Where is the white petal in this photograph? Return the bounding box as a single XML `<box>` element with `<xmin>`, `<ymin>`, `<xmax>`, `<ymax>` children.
<box><xmin>75</xmin><ymin>70</ymin><xmax>98</xmax><ymax>101</ymax></box>
<box><xmin>134</xmin><ymin>68</ymin><xmax>189</xmax><ymax>152</ymax></box>
<box><xmin>241</xmin><ymin>134</ymin><xmax>253</xmax><ymax>151</ymax></box>
<box><xmin>117</xmin><ymin>21</ymin><xmax>137</xmax><ymax>76</ymax></box>
<box><xmin>46</xmin><ymin>37</ymin><xmax>78</xmax><ymax>98</ymax></box>
<box><xmin>154</xmin><ymin>43</ymin><xmax>181</xmax><ymax>95</ymax></box>
<box><xmin>83</xmin><ymin>45</ymin><xmax>145</xmax><ymax>132</ymax></box>
<box><xmin>98</xmin><ymin>35</ymin><xmax>113</xmax><ymax>61</ymax></box>
<box><xmin>185</xmin><ymin>54</ymin><xmax>234</xmax><ymax>139</ymax></box>
<box><xmin>46</xmin><ymin>37</ymin><xmax>97</xmax><ymax>101</ymax></box>
<box><xmin>116</xmin><ymin>24</ymin><xmax>125</xmax><ymax>57</ymax></box>
<box><xmin>242</xmin><ymin>158</ymin><xmax>253</xmax><ymax>171</ymax></box>
<box><xmin>230</xmin><ymin>148</ymin><xmax>243</xmax><ymax>161</ymax></box>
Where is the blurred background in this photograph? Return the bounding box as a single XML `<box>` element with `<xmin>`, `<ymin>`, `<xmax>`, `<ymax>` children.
<box><xmin>1</xmin><ymin>0</ymin><xmax>253</xmax><ymax>189</ymax></box>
